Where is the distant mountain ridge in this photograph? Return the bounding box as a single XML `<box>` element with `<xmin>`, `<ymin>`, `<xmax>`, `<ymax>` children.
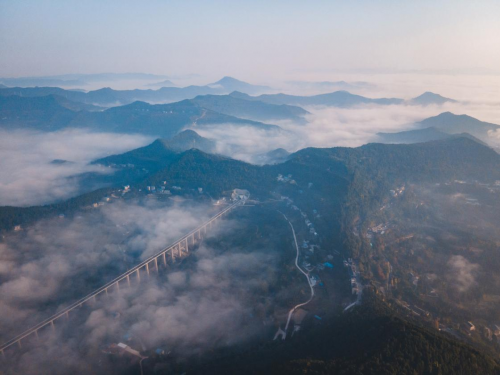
<box><xmin>0</xmin><ymin>73</ymin><xmax>169</xmax><ymax>88</ymax></box>
<box><xmin>229</xmin><ymin>90</ymin><xmax>457</xmax><ymax>108</ymax></box>
<box><xmin>191</xmin><ymin>93</ymin><xmax>308</xmax><ymax>123</ymax></box>
<box><xmin>286</xmin><ymin>80</ymin><xmax>376</xmax><ymax>91</ymax></box>
<box><xmin>376</xmin><ymin>126</ymin><xmax>488</xmax><ymax>146</ymax></box>
<box><xmin>415</xmin><ymin>112</ymin><xmax>500</xmax><ymax>142</ymax></box>
<box><xmin>146</xmin><ymin>79</ymin><xmax>176</xmax><ymax>88</ymax></box>
<box><xmin>230</xmin><ymin>90</ymin><xmax>404</xmax><ymax>107</ymax></box>
<box><xmin>376</xmin><ymin>127</ymin><xmax>451</xmax><ymax>144</ymax></box>
<box><xmin>207</xmin><ymin>76</ymin><xmax>271</xmax><ymax>94</ymax></box>
<box><xmin>375</xmin><ymin>111</ymin><xmax>498</xmax><ymax>146</ymax></box>
<box><xmin>409</xmin><ymin>91</ymin><xmax>457</xmax><ymax>106</ymax></box>
<box><xmin>0</xmin><ymin>95</ymin><xmax>282</xmax><ymax>136</ymax></box>
<box><xmin>0</xmin><ymin>76</ymin><xmax>272</xmax><ymax>106</ymax></box>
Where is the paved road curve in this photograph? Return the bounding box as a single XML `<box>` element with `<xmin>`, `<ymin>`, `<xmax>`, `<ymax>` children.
<box><xmin>281</xmin><ymin>213</ymin><xmax>315</xmax><ymax>335</ymax></box>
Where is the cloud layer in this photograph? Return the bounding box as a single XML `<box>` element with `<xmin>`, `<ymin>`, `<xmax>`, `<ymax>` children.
<box><xmin>0</xmin><ymin>199</ymin><xmax>279</xmax><ymax>374</ymax></box>
<box><xmin>196</xmin><ymin>99</ymin><xmax>500</xmax><ymax>164</ymax></box>
<box><xmin>0</xmin><ymin>129</ymin><xmax>152</xmax><ymax>206</ymax></box>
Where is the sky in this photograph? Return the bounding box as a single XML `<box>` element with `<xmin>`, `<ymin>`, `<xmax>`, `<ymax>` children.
<box><xmin>1</xmin><ymin>0</ymin><xmax>500</xmax><ymax>82</ymax></box>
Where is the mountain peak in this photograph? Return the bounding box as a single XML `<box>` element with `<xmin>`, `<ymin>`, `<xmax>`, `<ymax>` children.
<box><xmin>410</xmin><ymin>92</ymin><xmax>457</xmax><ymax>105</ymax></box>
<box><xmin>208</xmin><ymin>77</ymin><xmax>270</xmax><ymax>94</ymax></box>
<box><xmin>215</xmin><ymin>76</ymin><xmax>245</xmax><ymax>84</ymax></box>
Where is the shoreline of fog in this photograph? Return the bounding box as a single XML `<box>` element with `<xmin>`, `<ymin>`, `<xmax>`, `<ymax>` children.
<box><xmin>194</xmin><ymin>100</ymin><xmax>500</xmax><ymax>164</ymax></box>
<box><xmin>0</xmin><ymin>129</ymin><xmax>153</xmax><ymax>207</ymax></box>
<box><xmin>0</xmin><ymin>199</ymin><xmax>279</xmax><ymax>373</ymax></box>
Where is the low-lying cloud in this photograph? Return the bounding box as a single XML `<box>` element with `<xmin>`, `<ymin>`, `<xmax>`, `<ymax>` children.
<box><xmin>0</xmin><ymin>129</ymin><xmax>152</xmax><ymax>206</ymax></box>
<box><xmin>196</xmin><ymin>100</ymin><xmax>500</xmax><ymax>164</ymax></box>
<box><xmin>0</xmin><ymin>199</ymin><xmax>210</xmax><ymax>337</ymax></box>
<box><xmin>0</xmin><ymin>199</ymin><xmax>279</xmax><ymax>374</ymax></box>
<box><xmin>447</xmin><ymin>255</ymin><xmax>479</xmax><ymax>293</ymax></box>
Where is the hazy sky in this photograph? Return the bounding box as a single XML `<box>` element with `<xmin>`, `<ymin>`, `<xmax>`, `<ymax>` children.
<box><xmin>1</xmin><ymin>0</ymin><xmax>500</xmax><ymax>81</ymax></box>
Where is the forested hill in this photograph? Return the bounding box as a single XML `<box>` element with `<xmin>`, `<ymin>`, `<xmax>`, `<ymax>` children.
<box><xmin>291</xmin><ymin>137</ymin><xmax>500</xmax><ymax>184</ymax></box>
<box><xmin>289</xmin><ymin>137</ymin><xmax>500</xmax><ymax>222</ymax></box>
<box><xmin>94</xmin><ymin>130</ymin><xmax>216</xmax><ymax>170</ymax></box>
<box><xmin>180</xmin><ymin>291</ymin><xmax>500</xmax><ymax>375</ymax></box>
<box><xmin>1</xmin><ymin>135</ymin><xmax>496</xmax><ymax>233</ymax></box>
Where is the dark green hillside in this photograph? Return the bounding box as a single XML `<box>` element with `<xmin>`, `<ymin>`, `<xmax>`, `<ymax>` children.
<box><xmin>179</xmin><ymin>292</ymin><xmax>500</xmax><ymax>375</ymax></box>
<box><xmin>94</xmin><ymin>130</ymin><xmax>216</xmax><ymax>171</ymax></box>
<box><xmin>145</xmin><ymin>149</ymin><xmax>275</xmax><ymax>196</ymax></box>
<box><xmin>0</xmin><ymin>188</ymin><xmax>114</xmax><ymax>233</ymax></box>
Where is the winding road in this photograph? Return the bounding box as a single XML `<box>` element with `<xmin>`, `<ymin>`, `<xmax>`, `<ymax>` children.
<box><xmin>281</xmin><ymin>212</ymin><xmax>315</xmax><ymax>335</ymax></box>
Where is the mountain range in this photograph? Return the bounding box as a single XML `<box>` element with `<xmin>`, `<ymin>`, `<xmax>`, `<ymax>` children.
<box><xmin>0</xmin><ymin>94</ymin><xmax>282</xmax><ymax>136</ymax></box>
<box><xmin>190</xmin><ymin>93</ymin><xmax>309</xmax><ymax>123</ymax></box>
<box><xmin>0</xmin><ymin>79</ymin><xmax>456</xmax><ymax>109</ymax></box>
<box><xmin>286</xmin><ymin>80</ymin><xmax>376</xmax><ymax>91</ymax></box>
<box><xmin>0</xmin><ymin>76</ymin><xmax>272</xmax><ymax>106</ymax></box>
<box><xmin>376</xmin><ymin>112</ymin><xmax>499</xmax><ymax>146</ymax></box>
<box><xmin>415</xmin><ymin>111</ymin><xmax>499</xmax><ymax>141</ymax></box>
<box><xmin>229</xmin><ymin>90</ymin><xmax>456</xmax><ymax>108</ymax></box>
<box><xmin>0</xmin><ymin>73</ymin><xmax>169</xmax><ymax>88</ymax></box>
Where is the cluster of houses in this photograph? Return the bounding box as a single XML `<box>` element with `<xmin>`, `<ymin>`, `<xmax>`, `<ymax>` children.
<box><xmin>276</xmin><ymin>174</ymin><xmax>297</xmax><ymax>185</ymax></box>
<box><xmin>344</xmin><ymin>258</ymin><xmax>359</xmax><ymax>295</ymax></box>
<box><xmin>281</xmin><ymin>196</ymin><xmax>318</xmax><ymax>235</ymax></box>
<box><xmin>396</xmin><ymin>300</ymin><xmax>431</xmax><ymax>318</ymax></box>
<box><xmin>215</xmin><ymin>197</ymin><xmax>228</xmax><ymax>205</ymax></box>
<box><xmin>231</xmin><ymin>189</ymin><xmax>250</xmax><ymax>201</ymax></box>
<box><xmin>146</xmin><ymin>185</ymin><xmax>172</xmax><ymax>195</ymax></box>
<box><xmin>396</xmin><ymin>298</ymin><xmax>500</xmax><ymax>344</ymax></box>
<box><xmin>366</xmin><ymin>222</ymin><xmax>389</xmax><ymax>238</ymax></box>
<box><xmin>389</xmin><ymin>185</ymin><xmax>405</xmax><ymax>197</ymax></box>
